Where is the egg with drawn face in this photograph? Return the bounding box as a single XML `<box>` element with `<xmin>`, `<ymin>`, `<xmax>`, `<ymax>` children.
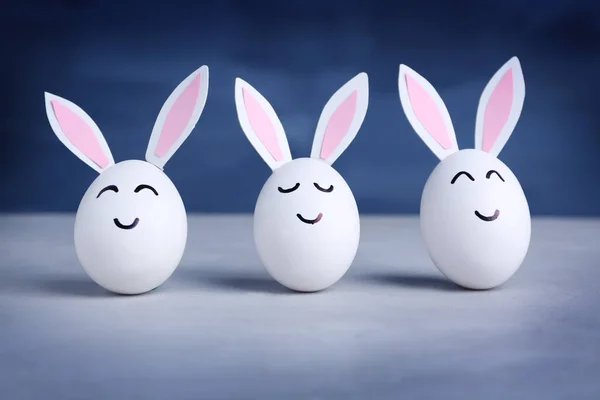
<box><xmin>235</xmin><ymin>72</ymin><xmax>369</xmax><ymax>292</ymax></box>
<box><xmin>398</xmin><ymin>57</ymin><xmax>530</xmax><ymax>289</ymax></box>
<box><xmin>254</xmin><ymin>158</ymin><xmax>360</xmax><ymax>292</ymax></box>
<box><xmin>44</xmin><ymin>65</ymin><xmax>209</xmax><ymax>294</ymax></box>
<box><xmin>75</xmin><ymin>160</ymin><xmax>187</xmax><ymax>294</ymax></box>
<box><xmin>421</xmin><ymin>149</ymin><xmax>530</xmax><ymax>289</ymax></box>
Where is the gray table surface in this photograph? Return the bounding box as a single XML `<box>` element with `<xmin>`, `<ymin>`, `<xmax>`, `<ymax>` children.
<box><xmin>1</xmin><ymin>214</ymin><xmax>599</xmax><ymax>399</ymax></box>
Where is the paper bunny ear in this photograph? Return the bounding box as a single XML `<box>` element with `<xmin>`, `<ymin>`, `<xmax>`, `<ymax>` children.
<box><xmin>146</xmin><ymin>65</ymin><xmax>209</xmax><ymax>169</ymax></box>
<box><xmin>44</xmin><ymin>92</ymin><xmax>115</xmax><ymax>174</ymax></box>
<box><xmin>398</xmin><ymin>65</ymin><xmax>459</xmax><ymax>160</ymax></box>
<box><xmin>310</xmin><ymin>73</ymin><xmax>369</xmax><ymax>165</ymax></box>
<box><xmin>234</xmin><ymin>78</ymin><xmax>292</xmax><ymax>170</ymax></box>
<box><xmin>474</xmin><ymin>57</ymin><xmax>525</xmax><ymax>157</ymax></box>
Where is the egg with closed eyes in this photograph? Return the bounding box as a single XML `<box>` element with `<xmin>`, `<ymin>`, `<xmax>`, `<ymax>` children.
<box><xmin>44</xmin><ymin>65</ymin><xmax>209</xmax><ymax>295</ymax></box>
<box><xmin>398</xmin><ymin>57</ymin><xmax>531</xmax><ymax>290</ymax></box>
<box><xmin>235</xmin><ymin>73</ymin><xmax>369</xmax><ymax>292</ymax></box>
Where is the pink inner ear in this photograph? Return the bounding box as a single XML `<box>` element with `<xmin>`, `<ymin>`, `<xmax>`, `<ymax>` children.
<box><xmin>155</xmin><ymin>73</ymin><xmax>202</xmax><ymax>157</ymax></box>
<box><xmin>320</xmin><ymin>90</ymin><xmax>357</xmax><ymax>160</ymax></box>
<box><xmin>243</xmin><ymin>87</ymin><xmax>283</xmax><ymax>161</ymax></box>
<box><xmin>406</xmin><ymin>74</ymin><xmax>453</xmax><ymax>149</ymax></box>
<box><xmin>482</xmin><ymin>69</ymin><xmax>514</xmax><ymax>153</ymax></box>
<box><xmin>51</xmin><ymin>100</ymin><xmax>110</xmax><ymax>168</ymax></box>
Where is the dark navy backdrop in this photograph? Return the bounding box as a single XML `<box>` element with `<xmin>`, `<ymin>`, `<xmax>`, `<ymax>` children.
<box><xmin>2</xmin><ymin>0</ymin><xmax>599</xmax><ymax>215</ymax></box>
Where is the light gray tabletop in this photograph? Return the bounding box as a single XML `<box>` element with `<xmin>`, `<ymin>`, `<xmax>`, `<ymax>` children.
<box><xmin>1</xmin><ymin>214</ymin><xmax>599</xmax><ymax>399</ymax></box>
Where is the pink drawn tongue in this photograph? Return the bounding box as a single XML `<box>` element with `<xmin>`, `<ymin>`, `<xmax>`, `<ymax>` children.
<box><xmin>314</xmin><ymin>213</ymin><xmax>323</xmax><ymax>223</ymax></box>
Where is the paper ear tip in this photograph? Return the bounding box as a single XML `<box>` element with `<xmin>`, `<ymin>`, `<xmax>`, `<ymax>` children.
<box><xmin>399</xmin><ymin>64</ymin><xmax>413</xmax><ymax>75</ymax></box>
<box><xmin>44</xmin><ymin>91</ymin><xmax>58</xmax><ymax>102</ymax></box>
<box><xmin>180</xmin><ymin>66</ymin><xmax>207</xmax><ymax>85</ymax></box>
<box><xmin>197</xmin><ymin>65</ymin><xmax>209</xmax><ymax>78</ymax></box>
<box><xmin>355</xmin><ymin>72</ymin><xmax>368</xmax><ymax>82</ymax></box>
<box><xmin>506</xmin><ymin>56</ymin><xmax>523</xmax><ymax>72</ymax></box>
<box><xmin>235</xmin><ymin>77</ymin><xmax>248</xmax><ymax>88</ymax></box>
<box><xmin>236</xmin><ymin>78</ymin><xmax>257</xmax><ymax>97</ymax></box>
<box><xmin>343</xmin><ymin>72</ymin><xmax>369</xmax><ymax>93</ymax></box>
<box><xmin>44</xmin><ymin>92</ymin><xmax>68</xmax><ymax>113</ymax></box>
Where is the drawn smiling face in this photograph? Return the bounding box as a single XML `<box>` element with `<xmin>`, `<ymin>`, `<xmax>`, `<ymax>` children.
<box><xmin>255</xmin><ymin>158</ymin><xmax>356</xmax><ymax>230</ymax></box>
<box><xmin>74</xmin><ymin>160</ymin><xmax>187</xmax><ymax>294</ymax></box>
<box><xmin>95</xmin><ymin>182</ymin><xmax>158</xmax><ymax>230</ymax></box>
<box><xmin>253</xmin><ymin>158</ymin><xmax>360</xmax><ymax>291</ymax></box>
<box><xmin>420</xmin><ymin>149</ymin><xmax>531</xmax><ymax>289</ymax></box>
<box><xmin>277</xmin><ymin>178</ymin><xmax>333</xmax><ymax>226</ymax></box>
<box><xmin>449</xmin><ymin>167</ymin><xmax>506</xmax><ymax>223</ymax></box>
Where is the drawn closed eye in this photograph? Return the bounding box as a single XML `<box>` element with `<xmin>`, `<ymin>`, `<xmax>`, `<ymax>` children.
<box><xmin>486</xmin><ymin>170</ymin><xmax>505</xmax><ymax>182</ymax></box>
<box><xmin>278</xmin><ymin>183</ymin><xmax>300</xmax><ymax>193</ymax></box>
<box><xmin>313</xmin><ymin>183</ymin><xmax>334</xmax><ymax>193</ymax></box>
<box><xmin>134</xmin><ymin>184</ymin><xmax>159</xmax><ymax>196</ymax></box>
<box><xmin>96</xmin><ymin>185</ymin><xmax>119</xmax><ymax>198</ymax></box>
<box><xmin>450</xmin><ymin>171</ymin><xmax>475</xmax><ymax>184</ymax></box>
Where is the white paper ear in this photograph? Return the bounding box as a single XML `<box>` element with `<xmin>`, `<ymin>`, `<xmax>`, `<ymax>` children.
<box><xmin>310</xmin><ymin>72</ymin><xmax>369</xmax><ymax>165</ymax></box>
<box><xmin>234</xmin><ymin>78</ymin><xmax>292</xmax><ymax>170</ymax></box>
<box><xmin>146</xmin><ymin>65</ymin><xmax>209</xmax><ymax>169</ymax></box>
<box><xmin>398</xmin><ymin>65</ymin><xmax>459</xmax><ymax>160</ymax></box>
<box><xmin>44</xmin><ymin>92</ymin><xmax>115</xmax><ymax>174</ymax></box>
<box><xmin>474</xmin><ymin>57</ymin><xmax>525</xmax><ymax>157</ymax></box>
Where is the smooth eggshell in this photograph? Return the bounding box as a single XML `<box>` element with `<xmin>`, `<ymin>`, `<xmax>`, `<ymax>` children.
<box><xmin>420</xmin><ymin>149</ymin><xmax>531</xmax><ymax>290</ymax></box>
<box><xmin>254</xmin><ymin>157</ymin><xmax>360</xmax><ymax>292</ymax></box>
<box><xmin>74</xmin><ymin>160</ymin><xmax>187</xmax><ymax>294</ymax></box>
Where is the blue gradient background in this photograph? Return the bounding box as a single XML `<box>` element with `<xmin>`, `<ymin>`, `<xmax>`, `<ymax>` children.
<box><xmin>2</xmin><ymin>0</ymin><xmax>599</xmax><ymax>215</ymax></box>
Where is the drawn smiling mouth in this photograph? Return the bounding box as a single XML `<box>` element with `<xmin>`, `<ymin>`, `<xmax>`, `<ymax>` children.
<box><xmin>113</xmin><ymin>218</ymin><xmax>140</xmax><ymax>230</ymax></box>
<box><xmin>296</xmin><ymin>213</ymin><xmax>323</xmax><ymax>225</ymax></box>
<box><xmin>474</xmin><ymin>209</ymin><xmax>500</xmax><ymax>222</ymax></box>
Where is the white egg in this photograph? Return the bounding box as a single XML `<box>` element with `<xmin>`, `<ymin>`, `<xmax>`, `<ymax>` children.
<box><xmin>45</xmin><ymin>65</ymin><xmax>209</xmax><ymax>295</ymax></box>
<box><xmin>398</xmin><ymin>57</ymin><xmax>530</xmax><ymax>289</ymax></box>
<box><xmin>74</xmin><ymin>160</ymin><xmax>187</xmax><ymax>294</ymax></box>
<box><xmin>420</xmin><ymin>150</ymin><xmax>530</xmax><ymax>289</ymax></box>
<box><xmin>234</xmin><ymin>73</ymin><xmax>369</xmax><ymax>292</ymax></box>
<box><xmin>254</xmin><ymin>158</ymin><xmax>360</xmax><ymax>292</ymax></box>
